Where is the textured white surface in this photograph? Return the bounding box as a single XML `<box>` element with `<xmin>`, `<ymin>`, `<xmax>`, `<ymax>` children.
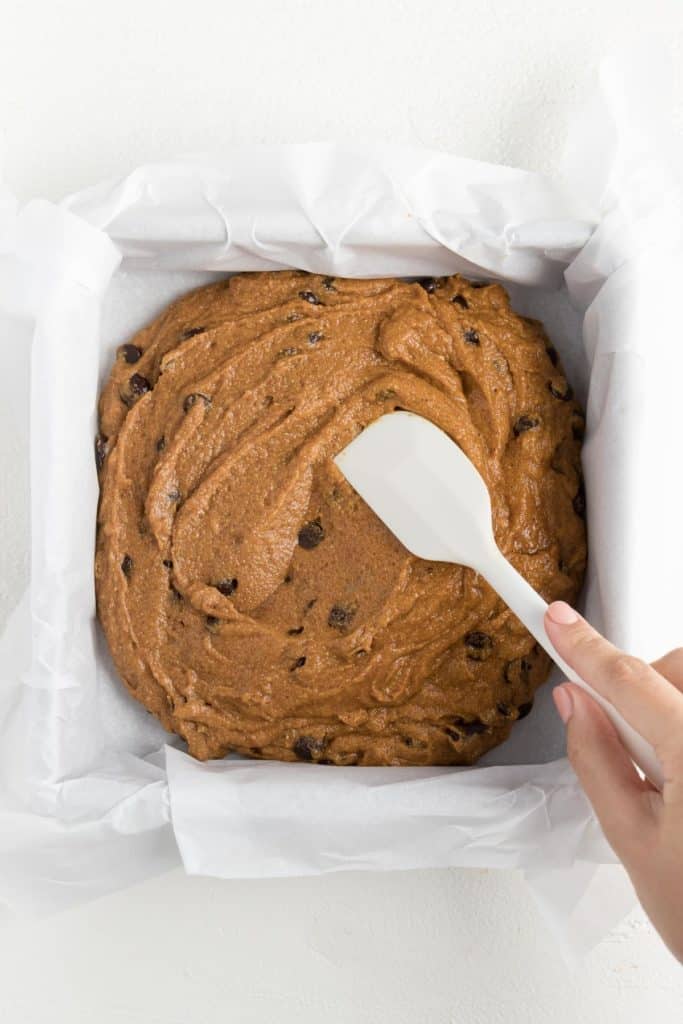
<box><xmin>0</xmin><ymin>0</ymin><xmax>682</xmax><ymax>1019</ymax></box>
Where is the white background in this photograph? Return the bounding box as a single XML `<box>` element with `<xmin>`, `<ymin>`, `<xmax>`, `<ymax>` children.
<box><xmin>1</xmin><ymin>0</ymin><xmax>683</xmax><ymax>1020</ymax></box>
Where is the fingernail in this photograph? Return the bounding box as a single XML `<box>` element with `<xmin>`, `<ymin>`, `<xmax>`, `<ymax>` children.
<box><xmin>553</xmin><ymin>685</ymin><xmax>574</xmax><ymax>724</ymax></box>
<box><xmin>547</xmin><ymin>601</ymin><xmax>579</xmax><ymax>625</ymax></box>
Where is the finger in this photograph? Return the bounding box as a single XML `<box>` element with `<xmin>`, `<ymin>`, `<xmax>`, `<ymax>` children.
<box><xmin>651</xmin><ymin>647</ymin><xmax>683</xmax><ymax>693</ymax></box>
<box><xmin>554</xmin><ymin>684</ymin><xmax>658</xmax><ymax>863</ymax></box>
<box><xmin>545</xmin><ymin>602</ymin><xmax>683</xmax><ymax>763</ymax></box>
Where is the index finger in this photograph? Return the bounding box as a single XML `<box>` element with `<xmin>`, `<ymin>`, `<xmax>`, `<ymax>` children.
<box><xmin>545</xmin><ymin>602</ymin><xmax>683</xmax><ymax>767</ymax></box>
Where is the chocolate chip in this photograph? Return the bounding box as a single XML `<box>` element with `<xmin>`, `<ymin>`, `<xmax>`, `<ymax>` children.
<box><xmin>328</xmin><ymin>605</ymin><xmax>355</xmax><ymax>631</ymax></box>
<box><xmin>452</xmin><ymin>294</ymin><xmax>469</xmax><ymax>309</ymax></box>
<box><xmin>471</xmin><ymin>281</ymin><xmax>487</xmax><ymax>289</ymax></box>
<box><xmin>306</xmin><ymin>597</ymin><xmax>317</xmax><ymax>609</ymax></box>
<box><xmin>572</xmin><ymin>420</ymin><xmax>585</xmax><ymax>442</ymax></box>
<box><xmin>95</xmin><ymin>433</ymin><xmax>108</xmax><ymax>470</ymax></box>
<box><xmin>298</xmin><ymin>519</ymin><xmax>325</xmax><ymax>550</ymax></box>
<box><xmin>121</xmin><ymin>343</ymin><xmax>142</xmax><ymax>364</ymax></box>
<box><xmin>287</xmin><ymin>626</ymin><xmax>304</xmax><ymax>635</ymax></box>
<box><xmin>216</xmin><ymin>578</ymin><xmax>238</xmax><ymax>597</ymax></box>
<box><xmin>464</xmin><ymin>631</ymin><xmax>493</xmax><ymax>660</ymax></box>
<box><xmin>322</xmin><ymin>277</ymin><xmax>336</xmax><ymax>291</ymax></box>
<box><xmin>517</xmin><ymin>701</ymin><xmax>534</xmax><ymax>719</ymax></box>
<box><xmin>463</xmin><ymin>329</ymin><xmax>480</xmax><ymax>345</ymax></box>
<box><xmin>548</xmin><ymin>380</ymin><xmax>573</xmax><ymax>401</ymax></box>
<box><xmin>402</xmin><ymin>736</ymin><xmax>415</xmax><ymax>747</ymax></box>
<box><xmin>308</xmin><ymin>331</ymin><xmax>323</xmax><ymax>345</ymax></box>
<box><xmin>546</xmin><ymin>345</ymin><xmax>559</xmax><ymax>367</ymax></box>
<box><xmin>290</xmin><ymin>656</ymin><xmax>307</xmax><ymax>671</ymax></box>
<box><xmin>162</xmin><ymin>559</ymin><xmax>173</xmax><ymax>569</ymax></box>
<box><xmin>465</xmin><ymin>631</ymin><xmax>491</xmax><ymax>648</ymax></box>
<box><xmin>417</xmin><ymin>277</ymin><xmax>438</xmax><ymax>293</ymax></box>
<box><xmin>299</xmin><ymin>290</ymin><xmax>321</xmax><ymax>305</ymax></box>
<box><xmin>559</xmin><ymin>558</ymin><xmax>569</xmax><ymax>574</ymax></box>
<box><xmin>572</xmin><ymin>482</ymin><xmax>586</xmax><ymax>518</ymax></box>
<box><xmin>284</xmin><ymin>574</ymin><xmax>293</xmax><ymax>584</ymax></box>
<box><xmin>179</xmin><ymin>326</ymin><xmax>206</xmax><ymax>340</ymax></box>
<box><xmin>183</xmin><ymin>392</ymin><xmax>211</xmax><ymax>412</ymax></box>
<box><xmin>206</xmin><ymin>615</ymin><xmax>220</xmax><ymax>630</ymax></box>
<box><xmin>453</xmin><ymin>716</ymin><xmax>488</xmax><ymax>735</ymax></box>
<box><xmin>278</xmin><ymin>347</ymin><xmax>300</xmax><ymax>358</ymax></box>
<box><xmin>318</xmin><ymin>758</ymin><xmax>334</xmax><ymax>765</ymax></box>
<box><xmin>504</xmin><ymin>657</ymin><xmax>533</xmax><ymax>686</ymax></box>
<box><xmin>293</xmin><ymin>735</ymin><xmax>326</xmax><ymax>761</ymax></box>
<box><xmin>121</xmin><ymin>554</ymin><xmax>133</xmax><ymax>577</ymax></box>
<box><xmin>513</xmin><ymin>416</ymin><xmax>540</xmax><ymax>437</ymax></box>
<box><xmin>129</xmin><ymin>373</ymin><xmax>151</xmax><ymax>397</ymax></box>
<box><xmin>444</xmin><ymin>727</ymin><xmax>461</xmax><ymax>742</ymax></box>
<box><xmin>497</xmin><ymin>702</ymin><xmax>512</xmax><ymax>716</ymax></box>
<box><xmin>170</xmin><ymin>584</ymin><xmax>183</xmax><ymax>602</ymax></box>
<box><xmin>156</xmin><ymin>436</ymin><xmax>166</xmax><ymax>452</ymax></box>
<box><xmin>167</xmin><ymin>489</ymin><xmax>181</xmax><ymax>503</ymax></box>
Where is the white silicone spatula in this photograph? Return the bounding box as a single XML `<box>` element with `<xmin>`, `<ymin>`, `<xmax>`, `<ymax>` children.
<box><xmin>334</xmin><ymin>411</ymin><xmax>664</xmax><ymax>790</ymax></box>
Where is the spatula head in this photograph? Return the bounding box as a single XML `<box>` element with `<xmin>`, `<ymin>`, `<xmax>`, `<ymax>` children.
<box><xmin>334</xmin><ymin>412</ymin><xmax>496</xmax><ymax>568</ymax></box>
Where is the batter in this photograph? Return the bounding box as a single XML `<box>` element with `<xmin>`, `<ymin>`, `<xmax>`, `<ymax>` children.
<box><xmin>95</xmin><ymin>272</ymin><xmax>586</xmax><ymax>765</ymax></box>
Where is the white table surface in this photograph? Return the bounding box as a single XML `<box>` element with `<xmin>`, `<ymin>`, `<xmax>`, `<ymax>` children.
<box><xmin>1</xmin><ymin>0</ymin><xmax>682</xmax><ymax>1020</ymax></box>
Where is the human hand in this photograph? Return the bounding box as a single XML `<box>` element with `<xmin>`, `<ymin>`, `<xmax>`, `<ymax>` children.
<box><xmin>545</xmin><ymin>601</ymin><xmax>683</xmax><ymax>964</ymax></box>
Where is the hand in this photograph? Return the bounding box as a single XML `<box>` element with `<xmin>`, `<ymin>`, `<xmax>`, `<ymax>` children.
<box><xmin>545</xmin><ymin>601</ymin><xmax>683</xmax><ymax>964</ymax></box>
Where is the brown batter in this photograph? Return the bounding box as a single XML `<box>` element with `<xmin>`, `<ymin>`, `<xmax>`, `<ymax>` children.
<box><xmin>95</xmin><ymin>272</ymin><xmax>586</xmax><ymax>765</ymax></box>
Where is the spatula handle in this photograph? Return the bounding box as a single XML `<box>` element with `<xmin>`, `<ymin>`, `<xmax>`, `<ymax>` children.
<box><xmin>481</xmin><ymin>552</ymin><xmax>665</xmax><ymax>791</ymax></box>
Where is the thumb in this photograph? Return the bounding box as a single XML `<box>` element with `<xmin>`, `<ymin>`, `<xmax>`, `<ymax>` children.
<box><xmin>545</xmin><ymin>601</ymin><xmax>683</xmax><ymax>759</ymax></box>
<box><xmin>553</xmin><ymin>683</ymin><xmax>657</xmax><ymax>864</ymax></box>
